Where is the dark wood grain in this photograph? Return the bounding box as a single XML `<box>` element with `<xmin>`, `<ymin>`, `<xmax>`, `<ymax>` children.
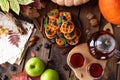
<box><xmin>113</xmin><ymin>26</ymin><xmax>120</xmax><ymax>80</ymax></box>
<box><xmin>0</xmin><ymin>0</ymin><xmax>120</xmax><ymax>80</ymax></box>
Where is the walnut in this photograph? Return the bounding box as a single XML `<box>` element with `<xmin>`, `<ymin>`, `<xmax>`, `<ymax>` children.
<box><xmin>86</xmin><ymin>12</ymin><xmax>94</xmax><ymax>20</ymax></box>
<box><xmin>89</xmin><ymin>18</ymin><xmax>98</xmax><ymax>27</ymax></box>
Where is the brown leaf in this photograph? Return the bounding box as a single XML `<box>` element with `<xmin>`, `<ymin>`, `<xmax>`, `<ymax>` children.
<box><xmin>31</xmin><ymin>50</ymin><xmax>36</xmax><ymax>57</ymax></box>
<box><xmin>30</xmin><ymin>76</ymin><xmax>40</xmax><ymax>80</ymax></box>
<box><xmin>8</xmin><ymin>30</ymin><xmax>20</xmax><ymax>47</ymax></box>
<box><xmin>11</xmin><ymin>71</ymin><xmax>32</xmax><ymax>80</ymax></box>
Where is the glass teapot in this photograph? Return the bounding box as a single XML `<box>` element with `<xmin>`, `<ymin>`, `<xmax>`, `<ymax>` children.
<box><xmin>88</xmin><ymin>30</ymin><xmax>120</xmax><ymax>60</ymax></box>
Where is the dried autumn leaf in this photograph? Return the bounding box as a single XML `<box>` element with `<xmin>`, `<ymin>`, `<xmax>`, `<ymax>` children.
<box><xmin>0</xmin><ymin>0</ymin><xmax>9</xmax><ymax>12</ymax></box>
<box><xmin>31</xmin><ymin>50</ymin><xmax>36</xmax><ymax>57</ymax></box>
<box><xmin>31</xmin><ymin>76</ymin><xmax>40</xmax><ymax>80</ymax></box>
<box><xmin>11</xmin><ymin>71</ymin><xmax>32</xmax><ymax>80</ymax></box>
<box><xmin>8</xmin><ymin>30</ymin><xmax>20</xmax><ymax>47</ymax></box>
<box><xmin>9</xmin><ymin>0</ymin><xmax>20</xmax><ymax>15</ymax></box>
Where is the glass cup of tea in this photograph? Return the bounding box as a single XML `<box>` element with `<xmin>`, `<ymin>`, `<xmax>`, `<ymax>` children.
<box><xmin>88</xmin><ymin>30</ymin><xmax>120</xmax><ymax>60</ymax></box>
<box><xmin>87</xmin><ymin>62</ymin><xmax>104</xmax><ymax>79</ymax></box>
<box><xmin>69</xmin><ymin>53</ymin><xmax>85</xmax><ymax>68</ymax></box>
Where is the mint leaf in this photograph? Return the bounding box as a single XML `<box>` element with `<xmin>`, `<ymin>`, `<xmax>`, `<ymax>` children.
<box><xmin>57</xmin><ymin>18</ymin><xmax>64</xmax><ymax>25</ymax></box>
<box><xmin>18</xmin><ymin>0</ymin><xmax>34</xmax><ymax>5</ymax></box>
<box><xmin>49</xmin><ymin>11</ymin><xmax>55</xmax><ymax>16</ymax></box>
<box><xmin>10</xmin><ymin>0</ymin><xmax>20</xmax><ymax>15</ymax></box>
<box><xmin>44</xmin><ymin>17</ymin><xmax>48</xmax><ymax>28</ymax></box>
<box><xmin>59</xmin><ymin>34</ymin><xmax>68</xmax><ymax>44</ymax></box>
<box><xmin>0</xmin><ymin>0</ymin><xmax>9</xmax><ymax>12</ymax></box>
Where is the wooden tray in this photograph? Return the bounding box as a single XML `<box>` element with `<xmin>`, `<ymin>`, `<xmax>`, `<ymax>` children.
<box><xmin>67</xmin><ymin>43</ymin><xmax>107</xmax><ymax>80</ymax></box>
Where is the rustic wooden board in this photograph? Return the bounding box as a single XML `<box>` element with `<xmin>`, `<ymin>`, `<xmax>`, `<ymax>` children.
<box><xmin>0</xmin><ymin>0</ymin><xmax>120</xmax><ymax>80</ymax></box>
<box><xmin>98</xmin><ymin>17</ymin><xmax>119</xmax><ymax>80</ymax></box>
<box><xmin>113</xmin><ymin>27</ymin><xmax>120</xmax><ymax>80</ymax></box>
<box><xmin>79</xmin><ymin>0</ymin><xmax>100</xmax><ymax>41</ymax></box>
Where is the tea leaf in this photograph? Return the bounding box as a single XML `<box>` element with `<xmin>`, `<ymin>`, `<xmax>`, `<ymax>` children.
<box><xmin>10</xmin><ymin>0</ymin><xmax>20</xmax><ymax>15</ymax></box>
<box><xmin>44</xmin><ymin>17</ymin><xmax>48</xmax><ymax>28</ymax></box>
<box><xmin>18</xmin><ymin>0</ymin><xmax>34</xmax><ymax>5</ymax></box>
<box><xmin>0</xmin><ymin>0</ymin><xmax>9</xmax><ymax>12</ymax></box>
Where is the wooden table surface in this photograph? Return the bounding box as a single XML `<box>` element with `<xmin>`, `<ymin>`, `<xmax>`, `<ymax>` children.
<box><xmin>0</xmin><ymin>0</ymin><xmax>120</xmax><ymax>80</ymax></box>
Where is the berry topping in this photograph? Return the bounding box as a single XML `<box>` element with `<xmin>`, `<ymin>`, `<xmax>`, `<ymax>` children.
<box><xmin>54</xmin><ymin>34</ymin><xmax>58</xmax><ymax>39</ymax></box>
<box><xmin>66</xmin><ymin>21</ymin><xmax>71</xmax><ymax>26</ymax></box>
<box><xmin>60</xmin><ymin>16</ymin><xmax>66</xmax><ymax>20</ymax></box>
<box><xmin>47</xmin><ymin>30</ymin><xmax>51</xmax><ymax>34</ymax></box>
<box><xmin>68</xmin><ymin>33</ymin><xmax>73</xmax><ymax>37</ymax></box>
<box><xmin>51</xmin><ymin>38</ymin><xmax>56</xmax><ymax>43</ymax></box>
<box><xmin>52</xmin><ymin>21</ymin><xmax>57</xmax><ymax>26</ymax></box>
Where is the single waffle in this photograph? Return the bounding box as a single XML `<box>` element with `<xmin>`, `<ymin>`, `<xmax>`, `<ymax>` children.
<box><xmin>45</xmin><ymin>25</ymin><xmax>56</xmax><ymax>39</ymax></box>
<box><xmin>47</xmin><ymin>9</ymin><xmax>59</xmax><ymax>19</ymax></box>
<box><xmin>64</xmin><ymin>29</ymin><xmax>77</xmax><ymax>40</ymax></box>
<box><xmin>68</xmin><ymin>35</ymin><xmax>79</xmax><ymax>45</ymax></box>
<box><xmin>60</xmin><ymin>21</ymin><xmax>75</xmax><ymax>33</ymax></box>
<box><xmin>59</xmin><ymin>11</ymin><xmax>72</xmax><ymax>21</ymax></box>
<box><xmin>56</xmin><ymin>38</ymin><xmax>64</xmax><ymax>46</ymax></box>
<box><xmin>56</xmin><ymin>28</ymin><xmax>62</xmax><ymax>36</ymax></box>
<box><xmin>49</xmin><ymin>18</ymin><xmax>59</xmax><ymax>31</ymax></box>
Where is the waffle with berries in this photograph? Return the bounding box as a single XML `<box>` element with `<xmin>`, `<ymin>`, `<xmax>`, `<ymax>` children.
<box><xmin>44</xmin><ymin>9</ymin><xmax>81</xmax><ymax>47</ymax></box>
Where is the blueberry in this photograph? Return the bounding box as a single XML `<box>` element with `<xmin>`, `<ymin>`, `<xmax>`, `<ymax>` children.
<box><xmin>1</xmin><ymin>75</ymin><xmax>8</xmax><ymax>80</ymax></box>
<box><xmin>34</xmin><ymin>46</ymin><xmax>40</xmax><ymax>51</ymax></box>
<box><xmin>54</xmin><ymin>34</ymin><xmax>58</xmax><ymax>38</ymax></box>
<box><xmin>51</xmin><ymin>38</ymin><xmax>56</xmax><ymax>43</ymax></box>
<box><xmin>47</xmin><ymin>30</ymin><xmax>51</xmax><ymax>34</ymax></box>
<box><xmin>65</xmin><ymin>44</ymin><xmax>69</xmax><ymax>47</ymax></box>
<box><xmin>9</xmin><ymin>65</ymin><xmax>16</xmax><ymax>71</ymax></box>
<box><xmin>68</xmin><ymin>33</ymin><xmax>73</xmax><ymax>37</ymax></box>
<box><xmin>44</xmin><ymin>43</ymin><xmax>50</xmax><ymax>49</ymax></box>
<box><xmin>60</xmin><ymin>16</ymin><xmax>66</xmax><ymax>20</ymax></box>
<box><xmin>52</xmin><ymin>22</ymin><xmax>57</xmax><ymax>26</ymax></box>
<box><xmin>66</xmin><ymin>21</ymin><xmax>71</xmax><ymax>26</ymax></box>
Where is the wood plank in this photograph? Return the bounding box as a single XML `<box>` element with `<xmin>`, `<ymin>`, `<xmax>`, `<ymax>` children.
<box><xmin>99</xmin><ymin>18</ymin><xmax>119</xmax><ymax>80</ymax></box>
<box><xmin>79</xmin><ymin>0</ymin><xmax>100</xmax><ymax>41</ymax></box>
<box><xmin>117</xmin><ymin>65</ymin><xmax>120</xmax><ymax>80</ymax></box>
<box><xmin>48</xmin><ymin>46</ymin><xmax>70</xmax><ymax>80</ymax></box>
<box><xmin>0</xmin><ymin>0</ymin><xmax>120</xmax><ymax>80</ymax></box>
<box><xmin>113</xmin><ymin>26</ymin><xmax>120</xmax><ymax>80</ymax></box>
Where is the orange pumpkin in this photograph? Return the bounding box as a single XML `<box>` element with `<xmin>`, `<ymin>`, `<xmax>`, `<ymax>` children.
<box><xmin>99</xmin><ymin>0</ymin><xmax>120</xmax><ymax>25</ymax></box>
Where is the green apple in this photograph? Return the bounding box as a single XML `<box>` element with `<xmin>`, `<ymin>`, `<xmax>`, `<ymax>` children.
<box><xmin>40</xmin><ymin>69</ymin><xmax>59</xmax><ymax>80</ymax></box>
<box><xmin>25</xmin><ymin>57</ymin><xmax>45</xmax><ymax>77</ymax></box>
